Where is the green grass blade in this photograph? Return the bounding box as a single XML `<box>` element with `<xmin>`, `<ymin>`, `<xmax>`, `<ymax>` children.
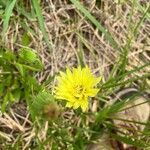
<box><xmin>102</xmin><ymin>73</ymin><xmax>150</xmax><ymax>89</ymax></box>
<box><xmin>111</xmin><ymin>134</ymin><xmax>149</xmax><ymax>148</ymax></box>
<box><xmin>69</xmin><ymin>0</ymin><xmax>121</xmax><ymax>51</ymax></box>
<box><xmin>117</xmin><ymin>1</ymin><xmax>149</xmax><ymax>80</ymax></box>
<box><xmin>2</xmin><ymin>0</ymin><xmax>16</xmax><ymax>36</ymax></box>
<box><xmin>31</xmin><ymin>0</ymin><xmax>52</xmax><ymax>50</ymax></box>
<box><xmin>95</xmin><ymin>100</ymin><xmax>127</xmax><ymax>125</ymax></box>
<box><xmin>16</xmin><ymin>4</ymin><xmax>36</xmax><ymax>21</ymax></box>
<box><xmin>101</xmin><ymin>62</ymin><xmax>150</xmax><ymax>88</ymax></box>
<box><xmin>20</xmin><ymin>21</ymin><xmax>37</xmax><ymax>37</ymax></box>
<box><xmin>133</xmin><ymin>3</ymin><xmax>150</xmax><ymax>36</ymax></box>
<box><xmin>108</xmin><ymin>3</ymin><xmax>150</xmax><ymax>81</ymax></box>
<box><xmin>136</xmin><ymin>1</ymin><xmax>150</xmax><ymax>20</ymax></box>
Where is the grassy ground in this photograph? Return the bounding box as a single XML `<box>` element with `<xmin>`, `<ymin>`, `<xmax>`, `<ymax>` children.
<box><xmin>0</xmin><ymin>0</ymin><xmax>150</xmax><ymax>150</ymax></box>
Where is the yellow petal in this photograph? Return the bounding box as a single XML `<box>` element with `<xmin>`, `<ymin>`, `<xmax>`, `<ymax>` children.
<box><xmin>80</xmin><ymin>99</ymin><xmax>88</xmax><ymax>112</ymax></box>
<box><xmin>87</xmin><ymin>89</ymin><xmax>99</xmax><ymax>97</ymax></box>
<box><xmin>66</xmin><ymin>102</ymin><xmax>73</xmax><ymax>108</ymax></box>
<box><xmin>94</xmin><ymin>76</ymin><xmax>102</xmax><ymax>85</ymax></box>
<box><xmin>73</xmin><ymin>101</ymin><xmax>80</xmax><ymax>109</ymax></box>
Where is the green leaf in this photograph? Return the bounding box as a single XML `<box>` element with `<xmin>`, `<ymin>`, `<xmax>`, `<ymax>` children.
<box><xmin>4</xmin><ymin>75</ymin><xmax>12</xmax><ymax>86</ymax></box>
<box><xmin>22</xmin><ymin>63</ymin><xmax>43</xmax><ymax>71</ymax></box>
<box><xmin>19</xmin><ymin>48</ymin><xmax>37</xmax><ymax>63</ymax></box>
<box><xmin>0</xmin><ymin>9</ymin><xmax>4</xmax><ymax>16</ymax></box>
<box><xmin>12</xmin><ymin>89</ymin><xmax>21</xmax><ymax>102</ymax></box>
<box><xmin>1</xmin><ymin>92</ymin><xmax>12</xmax><ymax>112</ymax></box>
<box><xmin>32</xmin><ymin>91</ymin><xmax>55</xmax><ymax>111</ymax></box>
<box><xmin>18</xmin><ymin>48</ymin><xmax>43</xmax><ymax>70</ymax></box>
<box><xmin>3</xmin><ymin>49</ymin><xmax>16</xmax><ymax>62</ymax></box>
<box><xmin>31</xmin><ymin>91</ymin><xmax>56</xmax><ymax>118</ymax></box>
<box><xmin>15</xmin><ymin>63</ymin><xmax>25</xmax><ymax>77</ymax></box>
<box><xmin>21</xmin><ymin>33</ymin><xmax>31</xmax><ymax>46</ymax></box>
<box><xmin>31</xmin><ymin>59</ymin><xmax>43</xmax><ymax>70</ymax></box>
<box><xmin>24</xmin><ymin>76</ymin><xmax>41</xmax><ymax>92</ymax></box>
<box><xmin>1</xmin><ymin>94</ymin><xmax>8</xmax><ymax>112</ymax></box>
<box><xmin>0</xmin><ymin>84</ymin><xmax>4</xmax><ymax>96</ymax></box>
<box><xmin>9</xmin><ymin>92</ymin><xmax>15</xmax><ymax>102</ymax></box>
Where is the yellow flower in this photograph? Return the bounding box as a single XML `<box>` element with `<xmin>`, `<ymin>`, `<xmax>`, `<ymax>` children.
<box><xmin>55</xmin><ymin>66</ymin><xmax>101</xmax><ymax>112</ymax></box>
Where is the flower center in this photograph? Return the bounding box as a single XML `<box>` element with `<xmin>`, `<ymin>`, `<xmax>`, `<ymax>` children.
<box><xmin>74</xmin><ymin>85</ymin><xmax>86</xmax><ymax>99</ymax></box>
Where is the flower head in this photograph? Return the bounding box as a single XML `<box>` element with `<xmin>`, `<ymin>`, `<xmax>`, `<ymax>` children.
<box><xmin>54</xmin><ymin>66</ymin><xmax>101</xmax><ymax>112</ymax></box>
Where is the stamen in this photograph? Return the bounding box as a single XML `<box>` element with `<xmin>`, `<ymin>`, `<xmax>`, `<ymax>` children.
<box><xmin>74</xmin><ymin>85</ymin><xmax>86</xmax><ymax>99</ymax></box>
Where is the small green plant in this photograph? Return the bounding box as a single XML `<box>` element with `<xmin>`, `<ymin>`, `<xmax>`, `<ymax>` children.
<box><xmin>31</xmin><ymin>91</ymin><xmax>60</xmax><ymax>121</ymax></box>
<box><xmin>0</xmin><ymin>45</ymin><xmax>43</xmax><ymax>112</ymax></box>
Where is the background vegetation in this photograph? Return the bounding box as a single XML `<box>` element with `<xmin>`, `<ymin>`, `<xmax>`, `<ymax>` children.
<box><xmin>0</xmin><ymin>0</ymin><xmax>150</xmax><ymax>149</ymax></box>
